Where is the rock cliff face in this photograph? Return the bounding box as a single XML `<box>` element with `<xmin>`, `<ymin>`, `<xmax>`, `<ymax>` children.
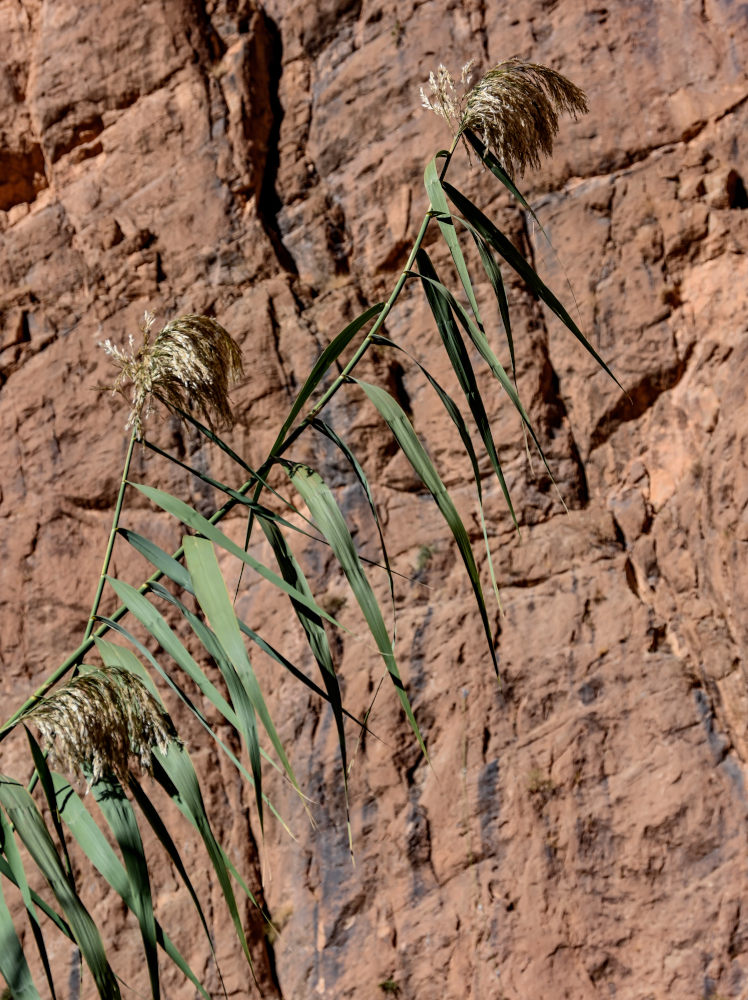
<box><xmin>1</xmin><ymin>0</ymin><xmax>747</xmax><ymax>997</ymax></box>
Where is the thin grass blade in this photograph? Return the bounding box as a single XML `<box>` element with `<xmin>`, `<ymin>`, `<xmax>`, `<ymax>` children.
<box><xmin>370</xmin><ymin>333</ymin><xmax>504</xmax><ymax>615</ymax></box>
<box><xmin>50</xmin><ymin>773</ymin><xmax>213</xmax><ymax>999</ymax></box>
<box><xmin>425</xmin><ymin>157</ymin><xmax>483</xmax><ymax>327</ymax></box>
<box><xmin>183</xmin><ymin>536</ymin><xmax>307</xmax><ymax>822</ymax></box>
<box><xmin>354</xmin><ymin>380</ymin><xmax>499</xmax><ymax>674</ymax></box>
<box><xmin>0</xmin><ymin>808</ymin><xmax>54</xmax><ymax>1000</ymax></box>
<box><xmin>0</xmin><ymin>777</ymin><xmax>121</xmax><ymax>998</ymax></box>
<box><xmin>416</xmin><ymin>248</ymin><xmax>518</xmax><ymax>531</ymax></box>
<box><xmin>287</xmin><ymin>462</ymin><xmax>429</xmax><ymax>756</ymax></box>
<box><xmin>152</xmin><ymin>742</ymin><xmax>256</xmax><ymax>977</ymax></box>
<box><xmin>129</xmin><ymin>483</ymin><xmax>345</xmax><ymax>629</ymax></box>
<box><xmin>0</xmin><ymin>868</ymin><xmax>41</xmax><ymax>1000</ymax></box>
<box><xmin>310</xmin><ymin>418</ymin><xmax>397</xmax><ymax>632</ymax></box>
<box><xmin>89</xmin><ymin>774</ymin><xmax>160</xmax><ymax>999</ymax></box>
<box><xmin>443</xmin><ymin>181</ymin><xmax>623</xmax><ymax>390</ymax></box>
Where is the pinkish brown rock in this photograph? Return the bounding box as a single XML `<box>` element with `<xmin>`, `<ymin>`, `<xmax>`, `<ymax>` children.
<box><xmin>1</xmin><ymin>0</ymin><xmax>747</xmax><ymax>997</ymax></box>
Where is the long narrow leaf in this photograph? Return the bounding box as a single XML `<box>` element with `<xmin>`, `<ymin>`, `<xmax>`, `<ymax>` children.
<box><xmin>0</xmin><ymin>868</ymin><xmax>41</xmax><ymax>1000</ymax></box>
<box><xmin>287</xmin><ymin>462</ymin><xmax>428</xmax><ymax>757</ymax></box>
<box><xmin>257</xmin><ymin>518</ymin><xmax>348</xmax><ymax>778</ymax></box>
<box><xmin>129</xmin><ymin>483</ymin><xmax>346</xmax><ymax>630</ymax></box>
<box><xmin>407</xmin><ymin>268</ymin><xmax>564</xmax><ymax>506</ymax></box>
<box><xmin>370</xmin><ymin>333</ymin><xmax>504</xmax><ymax>615</ymax></box>
<box><xmin>152</xmin><ymin>742</ymin><xmax>256</xmax><ymax>978</ymax></box>
<box><xmin>311</xmin><ymin>418</ymin><xmax>397</xmax><ymax>633</ymax></box>
<box><xmin>443</xmin><ymin>181</ymin><xmax>623</xmax><ymax>390</ymax></box>
<box><xmin>354</xmin><ymin>380</ymin><xmax>499</xmax><ymax>675</ymax></box>
<box><xmin>425</xmin><ymin>157</ymin><xmax>483</xmax><ymax>327</ymax></box>
<box><xmin>51</xmin><ymin>773</ymin><xmax>213</xmax><ymax>1000</ymax></box>
<box><xmin>183</xmin><ymin>537</ymin><xmax>307</xmax><ymax>825</ymax></box>
<box><xmin>0</xmin><ymin>777</ymin><xmax>121</xmax><ymax>998</ymax></box>
<box><xmin>416</xmin><ymin>247</ymin><xmax>518</xmax><ymax>531</ymax></box>
<box><xmin>90</xmin><ymin>775</ymin><xmax>160</xmax><ymax>999</ymax></box>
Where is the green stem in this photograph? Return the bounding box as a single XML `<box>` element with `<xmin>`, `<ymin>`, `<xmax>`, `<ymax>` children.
<box><xmin>0</xmin><ymin>134</ymin><xmax>462</xmax><ymax>741</ymax></box>
<box><xmin>83</xmin><ymin>430</ymin><xmax>137</xmax><ymax>642</ymax></box>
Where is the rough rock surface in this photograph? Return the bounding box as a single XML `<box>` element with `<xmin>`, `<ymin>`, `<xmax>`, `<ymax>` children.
<box><xmin>1</xmin><ymin>0</ymin><xmax>747</xmax><ymax>997</ymax></box>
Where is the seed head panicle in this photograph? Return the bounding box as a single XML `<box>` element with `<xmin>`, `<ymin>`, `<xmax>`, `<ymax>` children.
<box><xmin>101</xmin><ymin>311</ymin><xmax>244</xmax><ymax>439</ymax></box>
<box><xmin>420</xmin><ymin>60</ymin><xmax>475</xmax><ymax>135</ymax></box>
<box><xmin>25</xmin><ymin>665</ymin><xmax>175</xmax><ymax>786</ymax></box>
<box><xmin>420</xmin><ymin>57</ymin><xmax>588</xmax><ymax>178</ymax></box>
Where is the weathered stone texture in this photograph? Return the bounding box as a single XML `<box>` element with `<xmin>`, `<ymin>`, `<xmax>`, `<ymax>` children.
<box><xmin>1</xmin><ymin>0</ymin><xmax>747</xmax><ymax>997</ymax></box>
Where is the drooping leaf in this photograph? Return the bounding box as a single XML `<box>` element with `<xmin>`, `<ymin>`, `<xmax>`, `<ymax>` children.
<box><xmin>183</xmin><ymin>536</ymin><xmax>307</xmax><ymax>826</ymax></box>
<box><xmin>370</xmin><ymin>333</ymin><xmax>503</xmax><ymax>615</ymax></box>
<box><xmin>354</xmin><ymin>379</ymin><xmax>499</xmax><ymax>675</ymax></box>
<box><xmin>310</xmin><ymin>418</ymin><xmax>397</xmax><ymax>633</ymax></box>
<box><xmin>443</xmin><ymin>180</ymin><xmax>623</xmax><ymax>390</ymax></box>
<box><xmin>0</xmin><ymin>807</ymin><xmax>52</xmax><ymax>1000</ymax></box>
<box><xmin>407</xmin><ymin>268</ymin><xmax>563</xmax><ymax>506</ymax></box>
<box><xmin>96</xmin><ymin>614</ymin><xmax>294</xmax><ymax>836</ymax></box>
<box><xmin>425</xmin><ymin>156</ymin><xmax>483</xmax><ymax>328</ymax></box>
<box><xmin>151</xmin><ymin>742</ymin><xmax>256</xmax><ymax>978</ymax></box>
<box><xmin>286</xmin><ymin>462</ymin><xmax>429</xmax><ymax>760</ymax></box>
<box><xmin>257</xmin><ymin>518</ymin><xmax>350</xmax><ymax>815</ymax></box>
<box><xmin>51</xmin><ymin>772</ymin><xmax>213</xmax><ymax>999</ymax></box>
<box><xmin>90</xmin><ymin>774</ymin><xmax>160</xmax><ymax>999</ymax></box>
<box><xmin>416</xmin><ymin>247</ymin><xmax>517</xmax><ymax>532</ymax></box>
<box><xmin>0</xmin><ymin>776</ymin><xmax>121</xmax><ymax>999</ymax></box>
<box><xmin>129</xmin><ymin>483</ymin><xmax>346</xmax><ymax>630</ymax></box>
<box><xmin>0</xmin><ymin>866</ymin><xmax>41</xmax><ymax>1000</ymax></box>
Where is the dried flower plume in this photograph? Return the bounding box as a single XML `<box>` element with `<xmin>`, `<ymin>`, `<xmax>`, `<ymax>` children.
<box><xmin>25</xmin><ymin>666</ymin><xmax>175</xmax><ymax>785</ymax></box>
<box><xmin>421</xmin><ymin>57</ymin><xmax>588</xmax><ymax>177</ymax></box>
<box><xmin>102</xmin><ymin>311</ymin><xmax>244</xmax><ymax>439</ymax></box>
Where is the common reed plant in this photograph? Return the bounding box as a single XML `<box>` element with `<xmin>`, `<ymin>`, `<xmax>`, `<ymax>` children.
<box><xmin>0</xmin><ymin>59</ymin><xmax>617</xmax><ymax>997</ymax></box>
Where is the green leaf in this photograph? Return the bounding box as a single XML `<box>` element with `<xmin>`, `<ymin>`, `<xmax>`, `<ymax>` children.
<box><xmin>51</xmin><ymin>772</ymin><xmax>213</xmax><ymax>999</ymax></box>
<box><xmin>443</xmin><ymin>180</ymin><xmax>623</xmax><ymax>391</ymax></box>
<box><xmin>273</xmin><ymin>302</ymin><xmax>385</xmax><ymax>448</ymax></box>
<box><xmin>152</xmin><ymin>742</ymin><xmax>256</xmax><ymax>978</ymax></box>
<box><xmin>183</xmin><ymin>536</ymin><xmax>307</xmax><ymax>826</ymax></box>
<box><xmin>354</xmin><ymin>379</ymin><xmax>499</xmax><ymax>675</ymax></box>
<box><xmin>129</xmin><ymin>483</ymin><xmax>346</xmax><ymax>630</ymax></box>
<box><xmin>287</xmin><ymin>462</ymin><xmax>427</xmax><ymax>757</ymax></box>
<box><xmin>118</xmin><ymin>528</ymin><xmax>192</xmax><ymax>591</ymax></box>
<box><xmin>143</xmin><ymin>439</ymin><xmax>314</xmax><ymax>535</ymax></box>
<box><xmin>416</xmin><ymin>247</ymin><xmax>517</xmax><ymax>532</ymax></box>
<box><xmin>0</xmin><ymin>867</ymin><xmax>41</xmax><ymax>1000</ymax></box>
<box><xmin>407</xmin><ymin>268</ymin><xmax>563</xmax><ymax>506</ymax></box>
<box><xmin>90</xmin><ymin>774</ymin><xmax>160</xmax><ymax>999</ymax></box>
<box><xmin>0</xmin><ymin>807</ymin><xmax>57</xmax><ymax>1000</ymax></box>
<box><xmin>425</xmin><ymin>156</ymin><xmax>483</xmax><ymax>328</ymax></box>
<box><xmin>0</xmin><ymin>776</ymin><xmax>121</xmax><ymax>999</ymax></box>
<box><xmin>257</xmin><ymin>518</ymin><xmax>350</xmax><ymax>807</ymax></box>
<box><xmin>311</xmin><ymin>418</ymin><xmax>397</xmax><ymax>633</ymax></box>
<box><xmin>370</xmin><ymin>333</ymin><xmax>503</xmax><ymax>616</ymax></box>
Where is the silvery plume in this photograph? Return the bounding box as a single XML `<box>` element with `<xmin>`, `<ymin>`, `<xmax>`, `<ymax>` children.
<box><xmin>421</xmin><ymin>57</ymin><xmax>588</xmax><ymax>178</ymax></box>
<box><xmin>25</xmin><ymin>665</ymin><xmax>175</xmax><ymax>786</ymax></box>
<box><xmin>102</xmin><ymin>311</ymin><xmax>244</xmax><ymax>439</ymax></box>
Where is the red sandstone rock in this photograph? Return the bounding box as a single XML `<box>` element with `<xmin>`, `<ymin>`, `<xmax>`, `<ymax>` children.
<box><xmin>1</xmin><ymin>0</ymin><xmax>747</xmax><ymax>997</ymax></box>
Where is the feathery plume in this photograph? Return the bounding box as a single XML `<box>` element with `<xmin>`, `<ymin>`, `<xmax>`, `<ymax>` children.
<box><xmin>420</xmin><ymin>57</ymin><xmax>588</xmax><ymax>177</ymax></box>
<box><xmin>101</xmin><ymin>311</ymin><xmax>244</xmax><ymax>439</ymax></box>
<box><xmin>25</xmin><ymin>665</ymin><xmax>175</xmax><ymax>786</ymax></box>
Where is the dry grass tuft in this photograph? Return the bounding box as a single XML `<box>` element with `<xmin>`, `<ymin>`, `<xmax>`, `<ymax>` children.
<box><xmin>102</xmin><ymin>311</ymin><xmax>243</xmax><ymax>439</ymax></box>
<box><xmin>421</xmin><ymin>57</ymin><xmax>588</xmax><ymax>177</ymax></box>
<box><xmin>25</xmin><ymin>665</ymin><xmax>175</xmax><ymax>785</ymax></box>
